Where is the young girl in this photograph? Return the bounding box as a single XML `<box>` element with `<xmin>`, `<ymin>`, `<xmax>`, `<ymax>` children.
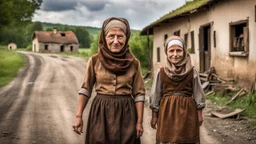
<box><xmin>150</xmin><ymin>35</ymin><xmax>205</xmax><ymax>144</ymax></box>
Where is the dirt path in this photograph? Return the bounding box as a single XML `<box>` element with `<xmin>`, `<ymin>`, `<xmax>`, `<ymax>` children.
<box><xmin>0</xmin><ymin>52</ymin><xmax>86</xmax><ymax>144</ymax></box>
<box><xmin>0</xmin><ymin>52</ymin><xmax>254</xmax><ymax>144</ymax></box>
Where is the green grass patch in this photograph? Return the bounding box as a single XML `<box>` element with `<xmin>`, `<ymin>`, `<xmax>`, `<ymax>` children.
<box><xmin>144</xmin><ymin>78</ymin><xmax>153</xmax><ymax>88</ymax></box>
<box><xmin>249</xmin><ymin>119</ymin><xmax>256</xmax><ymax>127</ymax></box>
<box><xmin>60</xmin><ymin>48</ymin><xmax>91</xmax><ymax>59</ymax></box>
<box><xmin>207</xmin><ymin>92</ymin><xmax>256</xmax><ymax>119</ymax></box>
<box><xmin>0</xmin><ymin>48</ymin><xmax>24</xmax><ymax>88</ymax></box>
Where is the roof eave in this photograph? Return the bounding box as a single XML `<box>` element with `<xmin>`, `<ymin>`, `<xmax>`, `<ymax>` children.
<box><xmin>140</xmin><ymin>0</ymin><xmax>216</xmax><ymax>36</ymax></box>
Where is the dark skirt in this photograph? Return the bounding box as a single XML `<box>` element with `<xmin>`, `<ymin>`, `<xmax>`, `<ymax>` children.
<box><xmin>85</xmin><ymin>94</ymin><xmax>140</xmax><ymax>144</ymax></box>
<box><xmin>156</xmin><ymin>95</ymin><xmax>199</xmax><ymax>143</ymax></box>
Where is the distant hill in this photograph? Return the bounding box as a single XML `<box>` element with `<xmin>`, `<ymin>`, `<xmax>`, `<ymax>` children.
<box><xmin>41</xmin><ymin>22</ymin><xmax>139</xmax><ymax>36</ymax></box>
<box><xmin>41</xmin><ymin>22</ymin><xmax>101</xmax><ymax>36</ymax></box>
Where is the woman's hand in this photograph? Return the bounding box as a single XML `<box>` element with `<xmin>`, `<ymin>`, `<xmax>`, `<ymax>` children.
<box><xmin>72</xmin><ymin>117</ymin><xmax>83</xmax><ymax>135</ymax></box>
<box><xmin>136</xmin><ymin>122</ymin><xmax>143</xmax><ymax>138</ymax></box>
<box><xmin>198</xmin><ymin>109</ymin><xmax>203</xmax><ymax>126</ymax></box>
<box><xmin>198</xmin><ymin>115</ymin><xmax>203</xmax><ymax>126</ymax></box>
<box><xmin>150</xmin><ymin>117</ymin><xmax>158</xmax><ymax>129</ymax></box>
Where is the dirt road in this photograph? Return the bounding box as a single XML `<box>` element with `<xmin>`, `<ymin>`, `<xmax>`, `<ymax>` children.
<box><xmin>1</xmin><ymin>52</ymin><xmax>254</xmax><ymax>144</ymax></box>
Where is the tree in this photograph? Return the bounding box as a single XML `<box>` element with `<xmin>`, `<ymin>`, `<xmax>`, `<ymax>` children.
<box><xmin>73</xmin><ymin>27</ymin><xmax>92</xmax><ymax>48</ymax></box>
<box><xmin>0</xmin><ymin>0</ymin><xmax>43</xmax><ymax>28</ymax></box>
<box><xmin>24</xmin><ymin>22</ymin><xmax>43</xmax><ymax>45</ymax></box>
<box><xmin>129</xmin><ymin>31</ymin><xmax>153</xmax><ymax>70</ymax></box>
<box><xmin>90</xmin><ymin>32</ymin><xmax>100</xmax><ymax>55</ymax></box>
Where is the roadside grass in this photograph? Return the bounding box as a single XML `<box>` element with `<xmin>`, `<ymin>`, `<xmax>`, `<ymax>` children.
<box><xmin>61</xmin><ymin>48</ymin><xmax>91</xmax><ymax>59</ymax></box>
<box><xmin>0</xmin><ymin>46</ymin><xmax>25</xmax><ymax>88</ymax></box>
<box><xmin>207</xmin><ymin>92</ymin><xmax>256</xmax><ymax>126</ymax></box>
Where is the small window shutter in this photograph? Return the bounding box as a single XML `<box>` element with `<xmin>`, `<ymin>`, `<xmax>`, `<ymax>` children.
<box><xmin>190</xmin><ymin>31</ymin><xmax>195</xmax><ymax>53</ymax></box>
<box><xmin>243</xmin><ymin>27</ymin><xmax>249</xmax><ymax>53</ymax></box>
<box><xmin>157</xmin><ymin>47</ymin><xmax>160</xmax><ymax>62</ymax></box>
<box><xmin>184</xmin><ymin>33</ymin><xmax>188</xmax><ymax>45</ymax></box>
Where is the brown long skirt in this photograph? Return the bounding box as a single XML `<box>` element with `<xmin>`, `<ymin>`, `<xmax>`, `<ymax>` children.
<box><xmin>85</xmin><ymin>94</ymin><xmax>140</xmax><ymax>144</ymax></box>
<box><xmin>156</xmin><ymin>95</ymin><xmax>199</xmax><ymax>143</ymax></box>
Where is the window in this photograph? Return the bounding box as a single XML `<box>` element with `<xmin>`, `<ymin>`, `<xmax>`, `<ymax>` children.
<box><xmin>157</xmin><ymin>47</ymin><xmax>160</xmax><ymax>62</ymax></box>
<box><xmin>213</xmin><ymin>31</ymin><xmax>216</xmax><ymax>48</ymax></box>
<box><xmin>184</xmin><ymin>33</ymin><xmax>188</xmax><ymax>44</ymax></box>
<box><xmin>61</xmin><ymin>33</ymin><xmax>66</xmax><ymax>37</ymax></box>
<box><xmin>229</xmin><ymin>20</ymin><xmax>249</xmax><ymax>56</ymax></box>
<box><xmin>44</xmin><ymin>45</ymin><xmax>48</xmax><ymax>50</ymax></box>
<box><xmin>174</xmin><ymin>30</ymin><xmax>180</xmax><ymax>36</ymax></box>
<box><xmin>190</xmin><ymin>31</ymin><xmax>195</xmax><ymax>53</ymax></box>
<box><xmin>164</xmin><ymin>34</ymin><xmax>168</xmax><ymax>46</ymax></box>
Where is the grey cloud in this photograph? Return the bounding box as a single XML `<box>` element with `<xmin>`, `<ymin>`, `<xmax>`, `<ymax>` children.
<box><xmin>79</xmin><ymin>1</ymin><xmax>109</xmax><ymax>11</ymax></box>
<box><xmin>41</xmin><ymin>0</ymin><xmax>77</xmax><ymax>11</ymax></box>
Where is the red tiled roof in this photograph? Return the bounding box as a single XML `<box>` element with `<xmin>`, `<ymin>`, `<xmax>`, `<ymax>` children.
<box><xmin>33</xmin><ymin>31</ymin><xmax>78</xmax><ymax>44</ymax></box>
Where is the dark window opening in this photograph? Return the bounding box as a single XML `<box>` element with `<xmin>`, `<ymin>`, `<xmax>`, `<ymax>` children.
<box><xmin>164</xmin><ymin>34</ymin><xmax>168</xmax><ymax>41</ymax></box>
<box><xmin>213</xmin><ymin>31</ymin><xmax>216</xmax><ymax>48</ymax></box>
<box><xmin>44</xmin><ymin>45</ymin><xmax>48</xmax><ymax>50</ymax></box>
<box><xmin>60</xmin><ymin>46</ymin><xmax>64</xmax><ymax>52</ymax></box>
<box><xmin>157</xmin><ymin>47</ymin><xmax>160</xmax><ymax>62</ymax></box>
<box><xmin>61</xmin><ymin>33</ymin><xmax>66</xmax><ymax>37</ymax></box>
<box><xmin>184</xmin><ymin>33</ymin><xmax>188</xmax><ymax>45</ymax></box>
<box><xmin>164</xmin><ymin>34</ymin><xmax>168</xmax><ymax>46</ymax></box>
<box><xmin>190</xmin><ymin>31</ymin><xmax>195</xmax><ymax>53</ymax></box>
<box><xmin>70</xmin><ymin>46</ymin><xmax>73</xmax><ymax>51</ymax></box>
<box><xmin>174</xmin><ymin>30</ymin><xmax>180</xmax><ymax>36</ymax></box>
<box><xmin>230</xmin><ymin>21</ymin><xmax>248</xmax><ymax>53</ymax></box>
<box><xmin>203</xmin><ymin>26</ymin><xmax>210</xmax><ymax>51</ymax></box>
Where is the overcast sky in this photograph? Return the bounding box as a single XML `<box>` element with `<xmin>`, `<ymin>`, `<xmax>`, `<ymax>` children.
<box><xmin>33</xmin><ymin>0</ymin><xmax>186</xmax><ymax>30</ymax></box>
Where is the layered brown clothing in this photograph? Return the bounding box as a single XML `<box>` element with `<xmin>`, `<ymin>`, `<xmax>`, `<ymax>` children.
<box><xmin>78</xmin><ymin>17</ymin><xmax>145</xmax><ymax>144</ymax></box>
<box><xmin>156</xmin><ymin>68</ymin><xmax>199</xmax><ymax>143</ymax></box>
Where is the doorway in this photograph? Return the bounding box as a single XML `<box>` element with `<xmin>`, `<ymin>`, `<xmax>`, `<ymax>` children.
<box><xmin>60</xmin><ymin>45</ymin><xmax>64</xmax><ymax>52</ymax></box>
<box><xmin>199</xmin><ymin>24</ymin><xmax>211</xmax><ymax>72</ymax></box>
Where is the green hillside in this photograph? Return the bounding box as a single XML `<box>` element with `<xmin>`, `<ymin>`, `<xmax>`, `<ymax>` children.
<box><xmin>41</xmin><ymin>22</ymin><xmax>101</xmax><ymax>36</ymax></box>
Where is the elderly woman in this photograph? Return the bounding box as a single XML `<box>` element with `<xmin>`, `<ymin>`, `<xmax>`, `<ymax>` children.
<box><xmin>72</xmin><ymin>17</ymin><xmax>145</xmax><ymax>144</ymax></box>
<box><xmin>150</xmin><ymin>35</ymin><xmax>205</xmax><ymax>144</ymax></box>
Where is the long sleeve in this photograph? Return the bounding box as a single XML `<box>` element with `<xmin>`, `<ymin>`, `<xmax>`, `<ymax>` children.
<box><xmin>78</xmin><ymin>57</ymin><xmax>96</xmax><ymax>98</ymax></box>
<box><xmin>132</xmin><ymin>61</ymin><xmax>145</xmax><ymax>102</ymax></box>
<box><xmin>192</xmin><ymin>68</ymin><xmax>206</xmax><ymax>109</ymax></box>
<box><xmin>150</xmin><ymin>69</ymin><xmax>162</xmax><ymax>112</ymax></box>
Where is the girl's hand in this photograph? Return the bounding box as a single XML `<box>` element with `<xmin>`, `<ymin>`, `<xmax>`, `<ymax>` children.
<box><xmin>198</xmin><ymin>114</ymin><xmax>203</xmax><ymax>126</ymax></box>
<box><xmin>136</xmin><ymin>122</ymin><xmax>143</xmax><ymax>138</ymax></box>
<box><xmin>150</xmin><ymin>117</ymin><xmax>158</xmax><ymax>129</ymax></box>
<box><xmin>72</xmin><ymin>117</ymin><xmax>83</xmax><ymax>135</ymax></box>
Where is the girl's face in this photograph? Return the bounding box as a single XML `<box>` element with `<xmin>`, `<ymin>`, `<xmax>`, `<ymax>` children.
<box><xmin>105</xmin><ymin>27</ymin><xmax>126</xmax><ymax>53</ymax></box>
<box><xmin>167</xmin><ymin>45</ymin><xmax>184</xmax><ymax>64</ymax></box>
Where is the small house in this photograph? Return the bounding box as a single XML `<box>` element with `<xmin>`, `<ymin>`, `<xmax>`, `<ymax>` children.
<box><xmin>8</xmin><ymin>43</ymin><xmax>17</xmax><ymax>50</ymax></box>
<box><xmin>32</xmin><ymin>28</ymin><xmax>79</xmax><ymax>53</ymax></box>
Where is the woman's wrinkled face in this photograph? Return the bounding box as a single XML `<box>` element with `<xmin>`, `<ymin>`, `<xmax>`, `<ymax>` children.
<box><xmin>167</xmin><ymin>44</ymin><xmax>184</xmax><ymax>64</ymax></box>
<box><xmin>105</xmin><ymin>27</ymin><xmax>126</xmax><ymax>53</ymax></box>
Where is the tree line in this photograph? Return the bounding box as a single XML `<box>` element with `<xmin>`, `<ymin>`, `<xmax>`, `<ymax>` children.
<box><xmin>0</xmin><ymin>21</ymin><xmax>93</xmax><ymax>49</ymax></box>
